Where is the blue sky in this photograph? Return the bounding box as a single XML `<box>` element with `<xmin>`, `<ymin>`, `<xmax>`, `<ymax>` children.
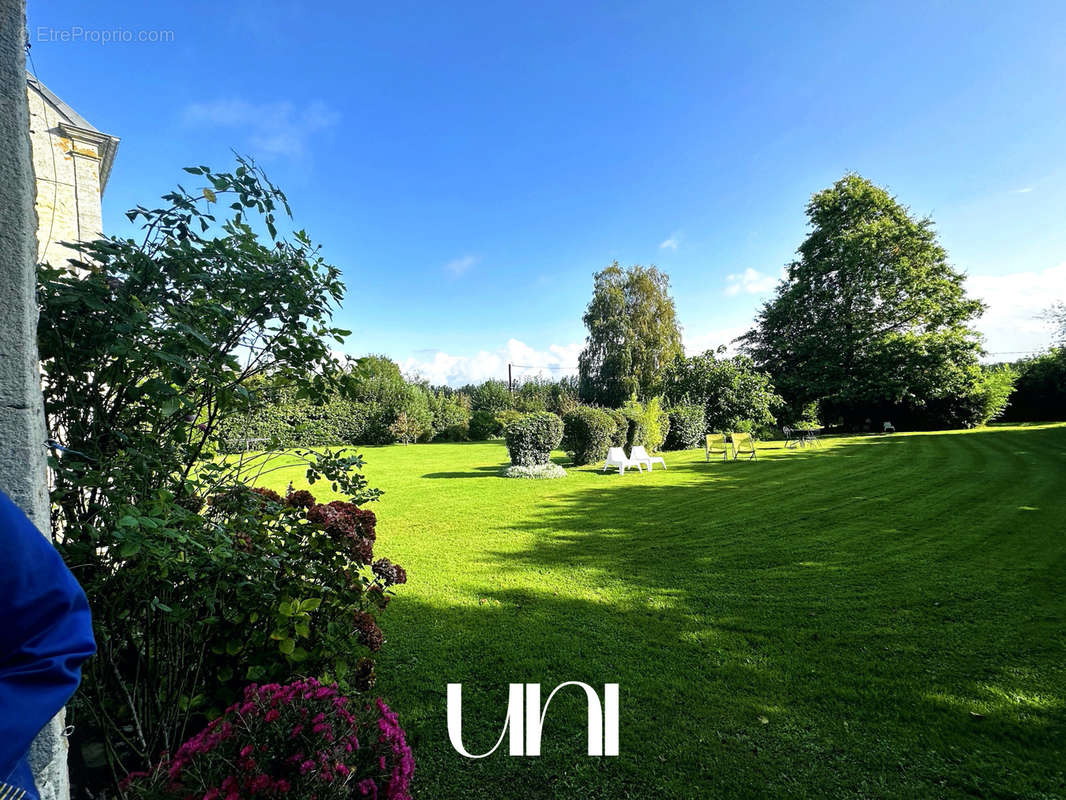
<box><xmin>27</xmin><ymin>0</ymin><xmax>1066</xmax><ymax>384</ymax></box>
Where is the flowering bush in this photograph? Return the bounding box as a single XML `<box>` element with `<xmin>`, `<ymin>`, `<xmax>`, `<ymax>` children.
<box><xmin>503</xmin><ymin>463</ymin><xmax>567</xmax><ymax>479</ymax></box>
<box><xmin>77</xmin><ymin>477</ymin><xmax>406</xmax><ymax>786</ymax></box>
<box><xmin>121</xmin><ymin>679</ymin><xmax>413</xmax><ymax>799</ymax></box>
<box><xmin>36</xmin><ymin>159</ymin><xmax>406</xmax><ymax>796</ymax></box>
<box><xmin>189</xmin><ymin>487</ymin><xmax>406</xmax><ymax>693</ymax></box>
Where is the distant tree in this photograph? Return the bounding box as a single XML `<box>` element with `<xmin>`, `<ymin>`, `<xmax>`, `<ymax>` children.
<box><xmin>389</xmin><ymin>410</ymin><xmax>423</xmax><ymax>444</ymax></box>
<box><xmin>1043</xmin><ymin>302</ymin><xmax>1066</xmax><ymax>345</ymax></box>
<box><xmin>578</xmin><ymin>262</ymin><xmax>683</xmax><ymax>407</ymax></box>
<box><xmin>663</xmin><ymin>350</ymin><xmax>783</xmax><ymax>433</ymax></box>
<box><xmin>342</xmin><ymin>356</ymin><xmax>431</xmax><ymax>443</ymax></box>
<box><xmin>1000</xmin><ymin>349</ymin><xmax>1066</xmax><ymax>422</ymax></box>
<box><xmin>345</xmin><ymin>355</ymin><xmax>407</xmax><ymax>406</ymax></box>
<box><xmin>740</xmin><ymin>173</ymin><xmax>992</xmax><ymax>428</ymax></box>
<box><xmin>513</xmin><ymin>377</ymin><xmax>550</xmax><ymax>413</ymax></box>
<box><xmin>427</xmin><ymin>390</ymin><xmax>471</xmax><ymax>440</ymax></box>
<box><xmin>471</xmin><ymin>379</ymin><xmax>513</xmax><ymax>414</ymax></box>
<box><xmin>546</xmin><ymin>375</ymin><xmax>580</xmax><ymax>416</ymax></box>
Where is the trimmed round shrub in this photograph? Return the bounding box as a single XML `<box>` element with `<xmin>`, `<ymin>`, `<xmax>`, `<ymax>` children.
<box><xmin>562</xmin><ymin>406</ymin><xmax>617</xmax><ymax>465</ymax></box>
<box><xmin>504</xmin><ymin>412</ymin><xmax>564</xmax><ymax>466</ymax></box>
<box><xmin>665</xmin><ymin>404</ymin><xmax>706</xmax><ymax>450</ymax></box>
<box><xmin>504</xmin><ymin>463</ymin><xmax>567</xmax><ymax>479</ymax></box>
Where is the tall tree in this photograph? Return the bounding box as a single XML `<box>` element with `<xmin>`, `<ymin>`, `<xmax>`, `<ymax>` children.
<box><xmin>578</xmin><ymin>262</ymin><xmax>683</xmax><ymax>407</ymax></box>
<box><xmin>740</xmin><ymin>173</ymin><xmax>991</xmax><ymax>427</ymax></box>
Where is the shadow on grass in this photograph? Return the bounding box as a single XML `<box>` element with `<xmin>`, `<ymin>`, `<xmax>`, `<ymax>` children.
<box><xmin>423</xmin><ymin>465</ymin><xmax>507</xmax><ymax>479</ymax></box>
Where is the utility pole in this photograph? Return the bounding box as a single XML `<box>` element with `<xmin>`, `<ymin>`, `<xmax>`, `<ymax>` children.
<box><xmin>508</xmin><ymin>363</ymin><xmax>513</xmax><ymax>394</ymax></box>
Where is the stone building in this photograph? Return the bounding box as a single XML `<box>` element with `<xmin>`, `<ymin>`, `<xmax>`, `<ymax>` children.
<box><xmin>27</xmin><ymin>72</ymin><xmax>119</xmax><ymax>268</ymax></box>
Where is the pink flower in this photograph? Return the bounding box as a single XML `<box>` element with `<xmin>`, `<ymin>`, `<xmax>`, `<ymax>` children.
<box><xmin>119</xmin><ymin>680</ymin><xmax>413</xmax><ymax>799</ymax></box>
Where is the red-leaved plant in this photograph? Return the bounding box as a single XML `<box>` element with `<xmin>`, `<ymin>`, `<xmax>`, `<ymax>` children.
<box><xmin>120</xmin><ymin>679</ymin><xmax>413</xmax><ymax>799</ymax></box>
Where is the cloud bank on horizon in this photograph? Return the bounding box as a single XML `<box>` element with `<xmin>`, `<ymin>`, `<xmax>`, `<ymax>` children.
<box><xmin>386</xmin><ymin>263</ymin><xmax>1065</xmax><ymax>387</ymax></box>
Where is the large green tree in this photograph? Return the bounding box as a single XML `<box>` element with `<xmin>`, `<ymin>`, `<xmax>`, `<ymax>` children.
<box><xmin>740</xmin><ymin>173</ymin><xmax>994</xmax><ymax>428</ymax></box>
<box><xmin>578</xmin><ymin>262</ymin><xmax>683</xmax><ymax>407</ymax></box>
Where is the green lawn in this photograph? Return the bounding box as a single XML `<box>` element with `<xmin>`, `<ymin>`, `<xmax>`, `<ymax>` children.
<box><xmin>254</xmin><ymin>424</ymin><xmax>1066</xmax><ymax>799</ymax></box>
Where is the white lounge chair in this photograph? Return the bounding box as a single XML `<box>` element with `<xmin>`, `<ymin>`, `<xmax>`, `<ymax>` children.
<box><xmin>603</xmin><ymin>447</ymin><xmax>644</xmax><ymax>475</ymax></box>
<box><xmin>629</xmin><ymin>445</ymin><xmax>666</xmax><ymax>471</ymax></box>
<box><xmin>883</xmin><ymin>421</ymin><xmax>895</xmax><ymax>433</ymax></box>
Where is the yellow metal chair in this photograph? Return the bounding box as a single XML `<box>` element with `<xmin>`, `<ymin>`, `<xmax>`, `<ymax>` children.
<box><xmin>705</xmin><ymin>433</ymin><xmax>730</xmax><ymax>461</ymax></box>
<box><xmin>731</xmin><ymin>431</ymin><xmax>757</xmax><ymax>461</ymax></box>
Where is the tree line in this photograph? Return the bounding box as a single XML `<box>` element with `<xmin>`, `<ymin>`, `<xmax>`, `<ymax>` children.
<box><xmin>223</xmin><ymin>172</ymin><xmax>1061</xmax><ymax>452</ymax></box>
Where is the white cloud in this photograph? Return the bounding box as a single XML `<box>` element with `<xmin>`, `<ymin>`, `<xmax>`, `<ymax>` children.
<box><xmin>683</xmin><ymin>325</ymin><xmax>749</xmax><ymax>357</ymax></box>
<box><xmin>445</xmin><ymin>254</ymin><xmax>477</xmax><ymax>277</ymax></box>
<box><xmin>401</xmin><ymin>338</ymin><xmax>582</xmax><ymax>387</ymax></box>
<box><xmin>659</xmin><ymin>235</ymin><xmax>680</xmax><ymax>250</ymax></box>
<box><xmin>725</xmin><ymin>267</ymin><xmax>782</xmax><ymax>296</ymax></box>
<box><xmin>182</xmin><ymin>98</ymin><xmax>339</xmax><ymax>158</ymax></box>
<box><xmin>1010</xmin><ymin>187</ymin><xmax>1034</xmax><ymax>194</ymax></box>
<box><xmin>967</xmin><ymin>262</ymin><xmax>1066</xmax><ymax>357</ymax></box>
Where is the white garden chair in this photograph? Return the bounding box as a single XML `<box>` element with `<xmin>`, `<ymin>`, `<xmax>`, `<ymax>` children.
<box><xmin>603</xmin><ymin>447</ymin><xmax>644</xmax><ymax>475</ymax></box>
<box><xmin>629</xmin><ymin>445</ymin><xmax>666</xmax><ymax>471</ymax></box>
<box><xmin>883</xmin><ymin>421</ymin><xmax>896</xmax><ymax>433</ymax></box>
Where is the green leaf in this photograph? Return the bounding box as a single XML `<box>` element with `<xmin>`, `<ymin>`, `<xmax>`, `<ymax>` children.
<box><xmin>299</xmin><ymin>597</ymin><xmax>322</xmax><ymax>612</ymax></box>
<box><xmin>120</xmin><ymin>541</ymin><xmax>141</xmax><ymax>558</ymax></box>
<box><xmin>279</xmin><ymin>637</ymin><xmax>296</xmax><ymax>655</ymax></box>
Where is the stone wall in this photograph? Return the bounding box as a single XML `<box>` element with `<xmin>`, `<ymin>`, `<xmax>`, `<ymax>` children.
<box><xmin>0</xmin><ymin>2</ymin><xmax>72</xmax><ymax>797</ymax></box>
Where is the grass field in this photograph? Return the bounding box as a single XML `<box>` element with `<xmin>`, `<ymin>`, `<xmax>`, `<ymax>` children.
<box><xmin>253</xmin><ymin>424</ymin><xmax>1066</xmax><ymax>799</ymax></box>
